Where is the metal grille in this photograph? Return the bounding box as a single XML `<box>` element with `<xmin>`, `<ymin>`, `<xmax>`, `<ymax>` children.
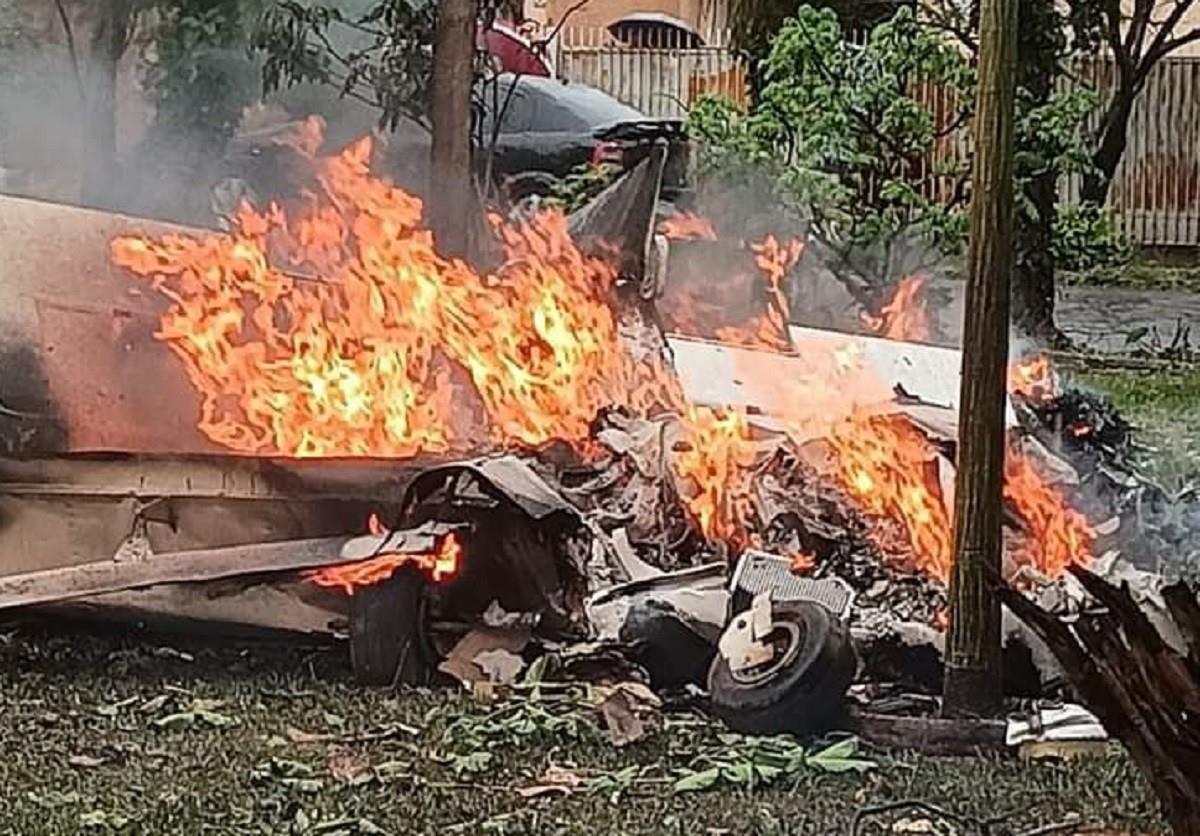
<box><xmin>731</xmin><ymin>550</ymin><xmax>854</xmax><ymax>618</ymax></box>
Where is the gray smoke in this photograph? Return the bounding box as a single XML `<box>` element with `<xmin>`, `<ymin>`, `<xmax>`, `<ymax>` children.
<box><xmin>0</xmin><ymin>1</ymin><xmax>421</xmax><ymax>228</ymax></box>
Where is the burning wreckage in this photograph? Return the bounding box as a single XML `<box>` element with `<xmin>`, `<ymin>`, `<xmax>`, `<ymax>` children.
<box><xmin>0</xmin><ymin>135</ymin><xmax>1189</xmax><ymax>743</ymax></box>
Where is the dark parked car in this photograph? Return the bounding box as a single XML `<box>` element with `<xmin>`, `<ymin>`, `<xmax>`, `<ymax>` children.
<box><xmin>476</xmin><ymin>74</ymin><xmax>689</xmax><ymax>201</ymax></box>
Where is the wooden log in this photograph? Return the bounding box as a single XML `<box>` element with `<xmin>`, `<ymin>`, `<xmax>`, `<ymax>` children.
<box><xmin>1000</xmin><ymin>566</ymin><xmax>1200</xmax><ymax>834</ymax></box>
<box><xmin>846</xmin><ymin>706</ymin><xmax>1008</xmax><ymax>756</ymax></box>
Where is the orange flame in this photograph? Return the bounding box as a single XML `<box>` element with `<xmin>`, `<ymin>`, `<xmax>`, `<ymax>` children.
<box><xmin>657</xmin><ymin>211</ymin><xmax>717</xmax><ymax>241</ymax></box>
<box><xmin>827</xmin><ymin>412</ymin><xmax>954</xmax><ymax>581</ymax></box>
<box><xmin>110</xmin><ymin>131</ymin><xmax>1095</xmax><ymax>588</ymax></box>
<box><xmin>790</xmin><ymin>552</ymin><xmax>816</xmax><ymax>575</ymax></box>
<box><xmin>823</xmin><ymin>411</ymin><xmax>1093</xmax><ymax>582</ymax></box>
<box><xmin>715</xmin><ymin>236</ymin><xmax>803</xmax><ymax>352</ymax></box>
<box><xmin>111</xmin><ymin>137</ymin><xmax>674</xmax><ymax>457</ymax></box>
<box><xmin>862</xmin><ymin>276</ymin><xmax>930</xmax><ymax>342</ymax></box>
<box><xmin>308</xmin><ymin>532</ymin><xmax>464</xmax><ymax>594</ymax></box>
<box><xmin>1008</xmin><ymin>354</ymin><xmax>1058</xmax><ymax>402</ymax></box>
<box><xmin>671</xmin><ymin>406</ymin><xmax>758</xmax><ymax>545</ymax></box>
<box><xmin>1003</xmin><ymin>451</ymin><xmax>1094</xmax><ymax>578</ymax></box>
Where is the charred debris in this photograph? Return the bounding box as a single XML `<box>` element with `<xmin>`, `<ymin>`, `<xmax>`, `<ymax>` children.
<box><xmin>1</xmin><ymin>150</ymin><xmax>1198</xmax><ymax>752</ymax></box>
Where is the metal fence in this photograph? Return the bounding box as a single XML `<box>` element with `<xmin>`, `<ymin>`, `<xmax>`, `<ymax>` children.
<box><xmin>556</xmin><ymin>28</ymin><xmax>1200</xmax><ymax>248</ymax></box>
<box><xmin>554</xmin><ymin>27</ymin><xmax>746</xmax><ymax>119</ymax></box>
<box><xmin>1064</xmin><ymin>57</ymin><xmax>1200</xmax><ymax>248</ymax></box>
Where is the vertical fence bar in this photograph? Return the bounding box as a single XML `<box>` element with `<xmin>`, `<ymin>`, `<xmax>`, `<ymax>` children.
<box><xmin>1153</xmin><ymin>62</ymin><xmax>1166</xmax><ymax>245</ymax></box>
<box><xmin>1189</xmin><ymin>60</ymin><xmax>1197</xmax><ymax>248</ymax></box>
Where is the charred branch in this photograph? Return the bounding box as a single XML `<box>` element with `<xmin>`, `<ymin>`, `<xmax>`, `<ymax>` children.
<box><xmin>1000</xmin><ymin>566</ymin><xmax>1200</xmax><ymax>835</ymax></box>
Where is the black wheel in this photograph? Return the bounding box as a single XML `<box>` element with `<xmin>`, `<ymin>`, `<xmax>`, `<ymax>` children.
<box><xmin>503</xmin><ymin>173</ymin><xmax>557</xmax><ymax>209</ymax></box>
<box><xmin>707</xmin><ymin>601</ymin><xmax>856</xmax><ymax>737</ymax></box>
<box><xmin>618</xmin><ymin>598</ymin><xmax>718</xmax><ymax>691</ymax></box>
<box><xmin>349</xmin><ymin>568</ymin><xmax>434</xmax><ymax>687</ymax></box>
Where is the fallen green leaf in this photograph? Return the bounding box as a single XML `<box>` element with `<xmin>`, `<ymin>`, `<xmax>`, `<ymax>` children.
<box><xmin>805</xmin><ymin>738</ymin><xmax>876</xmax><ymax>773</ymax></box>
<box><xmin>138</xmin><ymin>695</ymin><xmax>172</xmax><ymax>714</ymax></box>
<box><xmin>152</xmin><ymin>708</ymin><xmax>238</xmax><ymax>731</ymax></box>
<box><xmin>152</xmin><ymin>712</ymin><xmax>196</xmax><ymax>731</ymax></box>
<box><xmin>673</xmin><ymin>767</ymin><xmax>721</xmax><ymax>793</ymax></box>
<box><xmin>193</xmin><ymin>708</ymin><xmax>238</xmax><ymax>728</ymax></box>
<box><xmin>79</xmin><ymin>809</ymin><xmax>129</xmax><ymax>829</ymax></box>
<box><xmin>450</xmin><ymin>750</ymin><xmax>494</xmax><ymax>776</ymax></box>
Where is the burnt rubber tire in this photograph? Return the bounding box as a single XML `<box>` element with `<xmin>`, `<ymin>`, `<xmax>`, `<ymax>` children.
<box><xmin>349</xmin><ymin>568</ymin><xmax>433</xmax><ymax>687</ymax></box>
<box><xmin>707</xmin><ymin>601</ymin><xmax>856</xmax><ymax>737</ymax></box>
<box><xmin>503</xmin><ymin>173</ymin><xmax>557</xmax><ymax>207</ymax></box>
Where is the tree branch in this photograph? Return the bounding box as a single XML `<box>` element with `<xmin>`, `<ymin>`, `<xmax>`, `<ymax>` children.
<box><xmin>1141</xmin><ymin>23</ymin><xmax>1200</xmax><ymax>76</ymax></box>
<box><xmin>1138</xmin><ymin>0</ymin><xmax>1196</xmax><ymax>72</ymax></box>
<box><xmin>1102</xmin><ymin>0</ymin><xmax>1131</xmax><ymax>73</ymax></box>
<box><xmin>1124</xmin><ymin>0</ymin><xmax>1156</xmax><ymax>60</ymax></box>
<box><xmin>917</xmin><ymin>6</ymin><xmax>978</xmax><ymax>54</ymax></box>
<box><xmin>533</xmin><ymin>0</ymin><xmax>588</xmax><ymax>54</ymax></box>
<box><xmin>52</xmin><ymin>0</ymin><xmax>86</xmax><ymax>103</ymax></box>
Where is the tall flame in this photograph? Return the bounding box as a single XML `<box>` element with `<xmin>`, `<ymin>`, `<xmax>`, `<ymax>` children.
<box><xmin>715</xmin><ymin>235</ymin><xmax>803</xmax><ymax>352</ymax></box>
<box><xmin>1003</xmin><ymin>451</ymin><xmax>1094</xmax><ymax>577</ymax></box>
<box><xmin>110</xmin><ymin>133</ymin><xmax>1095</xmax><ymax>589</ymax></box>
<box><xmin>862</xmin><ymin>276</ymin><xmax>930</xmax><ymax>342</ymax></box>
<box><xmin>825</xmin><ymin>413</ymin><xmax>1092</xmax><ymax>582</ymax></box>
<box><xmin>112</xmin><ymin>137</ymin><xmax>671</xmax><ymax>457</ymax></box>
<box><xmin>827</xmin><ymin>412</ymin><xmax>954</xmax><ymax>580</ymax></box>
<box><xmin>671</xmin><ymin>405</ymin><xmax>757</xmax><ymax>545</ymax></box>
<box><xmin>657</xmin><ymin>211</ymin><xmax>717</xmax><ymax>241</ymax></box>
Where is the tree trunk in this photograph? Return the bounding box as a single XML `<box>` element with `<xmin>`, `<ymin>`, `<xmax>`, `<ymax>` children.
<box><xmin>1080</xmin><ymin>88</ymin><xmax>1137</xmax><ymax>206</ymax></box>
<box><xmin>1009</xmin><ymin>0</ymin><xmax>1064</xmax><ymax>346</ymax></box>
<box><xmin>429</xmin><ymin>0</ymin><xmax>478</xmax><ymax>260</ymax></box>
<box><xmin>942</xmin><ymin>0</ymin><xmax>1017</xmax><ymax>719</ymax></box>
<box><xmin>1012</xmin><ymin>169</ymin><xmax>1061</xmax><ymax>345</ymax></box>
<box><xmin>80</xmin><ymin>0</ymin><xmax>134</xmax><ymax>207</ymax></box>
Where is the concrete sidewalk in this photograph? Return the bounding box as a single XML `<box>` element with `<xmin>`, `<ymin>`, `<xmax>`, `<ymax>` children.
<box><xmin>930</xmin><ymin>281</ymin><xmax>1200</xmax><ymax>351</ymax></box>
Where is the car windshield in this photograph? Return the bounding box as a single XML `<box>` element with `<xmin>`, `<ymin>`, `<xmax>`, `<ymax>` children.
<box><xmin>479</xmin><ymin>77</ymin><xmax>646</xmax><ymax>133</ymax></box>
<box><xmin>538</xmin><ymin>84</ymin><xmax>645</xmax><ymax>128</ymax></box>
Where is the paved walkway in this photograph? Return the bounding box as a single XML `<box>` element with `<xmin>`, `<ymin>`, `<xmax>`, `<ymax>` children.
<box><xmin>930</xmin><ymin>282</ymin><xmax>1200</xmax><ymax>352</ymax></box>
<box><xmin>1058</xmin><ymin>285</ymin><xmax>1200</xmax><ymax>351</ymax></box>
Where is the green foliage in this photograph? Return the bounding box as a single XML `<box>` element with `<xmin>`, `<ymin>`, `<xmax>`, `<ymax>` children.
<box><xmin>0</xmin><ymin>627</ymin><xmax>1168</xmax><ymax>834</ymax></box>
<box><xmin>254</xmin><ymin>0</ymin><xmax>440</xmax><ymax>131</ymax></box>
<box><xmin>689</xmin><ymin>6</ymin><xmax>974</xmax><ymax>268</ymax></box>
<box><xmin>729</xmin><ymin>0</ymin><xmax>895</xmax><ymax>73</ymax></box>
<box><xmin>691</xmin><ymin>4</ymin><xmax>1104</xmax><ymax>285</ymax></box>
<box><xmin>1014</xmin><ymin>88</ymin><xmax>1098</xmax><ymax>186</ymax></box>
<box><xmin>672</xmin><ymin>734</ymin><xmax>875</xmax><ymax>793</ymax></box>
<box><xmin>434</xmin><ymin>692</ymin><xmax>602</xmax><ymax>776</ymax></box>
<box><xmin>1053</xmin><ymin>202</ymin><xmax>1133</xmax><ymax>275</ymax></box>
<box><xmin>544</xmin><ymin>163</ymin><xmax>619</xmax><ymax>213</ymax></box>
<box><xmin>142</xmin><ymin>0</ymin><xmax>264</xmax><ymax>145</ymax></box>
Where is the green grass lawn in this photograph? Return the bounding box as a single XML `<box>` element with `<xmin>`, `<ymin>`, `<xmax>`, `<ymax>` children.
<box><xmin>1063</xmin><ymin>259</ymin><xmax>1200</xmax><ymax>292</ymax></box>
<box><xmin>1070</xmin><ymin>369</ymin><xmax>1200</xmax><ymax>489</ymax></box>
<box><xmin>0</xmin><ymin>622</ymin><xmax>1165</xmax><ymax>836</ymax></box>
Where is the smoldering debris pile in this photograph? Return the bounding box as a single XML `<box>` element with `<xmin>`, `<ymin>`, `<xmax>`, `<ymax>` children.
<box><xmin>7</xmin><ymin>129</ymin><xmax>1199</xmax><ymax>752</ymax></box>
<box><xmin>1016</xmin><ymin>383</ymin><xmax>1200</xmax><ymax>581</ymax></box>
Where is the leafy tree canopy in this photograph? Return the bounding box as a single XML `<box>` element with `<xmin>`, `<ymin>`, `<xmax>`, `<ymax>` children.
<box><xmin>690</xmin><ymin>5</ymin><xmax>1097</xmax><ymax>284</ymax></box>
